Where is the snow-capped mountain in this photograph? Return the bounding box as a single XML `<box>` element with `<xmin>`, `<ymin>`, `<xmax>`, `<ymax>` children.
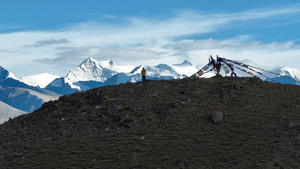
<box><xmin>266</xmin><ymin>67</ymin><xmax>300</xmax><ymax>85</ymax></box>
<box><xmin>21</xmin><ymin>73</ymin><xmax>60</xmax><ymax>88</ymax></box>
<box><xmin>0</xmin><ymin>66</ymin><xmax>18</xmax><ymax>81</ymax></box>
<box><xmin>172</xmin><ymin>60</ymin><xmax>198</xmax><ymax>76</ymax></box>
<box><xmin>45</xmin><ymin>77</ymin><xmax>80</xmax><ymax>95</ymax></box>
<box><xmin>46</xmin><ymin>58</ymin><xmax>127</xmax><ymax>95</ymax></box>
<box><xmin>130</xmin><ymin>64</ymin><xmax>182</xmax><ymax>78</ymax></box>
<box><xmin>0</xmin><ymin>101</ymin><xmax>26</xmax><ymax>124</ymax></box>
<box><xmin>46</xmin><ymin>59</ymin><xmax>198</xmax><ymax>94</ymax></box>
<box><xmin>66</xmin><ymin>58</ymin><xmax>135</xmax><ymax>83</ymax></box>
<box><xmin>45</xmin><ymin>58</ymin><xmax>300</xmax><ymax>95</ymax></box>
<box><xmin>130</xmin><ymin>60</ymin><xmax>198</xmax><ymax>79</ymax></box>
<box><xmin>0</xmin><ymin>66</ymin><xmax>61</xmax><ymax>112</ymax></box>
<box><xmin>46</xmin><ymin>58</ymin><xmax>198</xmax><ymax>94</ymax></box>
<box><xmin>275</xmin><ymin>67</ymin><xmax>300</xmax><ymax>81</ymax></box>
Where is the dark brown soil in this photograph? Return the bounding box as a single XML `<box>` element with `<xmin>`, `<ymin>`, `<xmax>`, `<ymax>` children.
<box><xmin>0</xmin><ymin>77</ymin><xmax>300</xmax><ymax>169</ymax></box>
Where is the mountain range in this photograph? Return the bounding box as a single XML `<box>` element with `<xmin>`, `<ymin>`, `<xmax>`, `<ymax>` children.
<box><xmin>45</xmin><ymin>58</ymin><xmax>198</xmax><ymax>95</ymax></box>
<box><xmin>0</xmin><ymin>57</ymin><xmax>299</xmax><ymax>123</ymax></box>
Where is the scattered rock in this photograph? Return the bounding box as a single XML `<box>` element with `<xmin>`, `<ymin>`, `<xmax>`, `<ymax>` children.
<box><xmin>288</xmin><ymin>122</ymin><xmax>296</xmax><ymax>128</ymax></box>
<box><xmin>209</xmin><ymin>112</ymin><xmax>224</xmax><ymax>125</ymax></box>
<box><xmin>288</xmin><ymin>122</ymin><xmax>300</xmax><ymax>130</ymax></box>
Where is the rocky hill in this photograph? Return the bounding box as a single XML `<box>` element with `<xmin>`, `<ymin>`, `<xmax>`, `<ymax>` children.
<box><xmin>0</xmin><ymin>77</ymin><xmax>299</xmax><ymax>169</ymax></box>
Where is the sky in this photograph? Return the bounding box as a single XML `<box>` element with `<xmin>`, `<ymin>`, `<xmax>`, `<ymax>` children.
<box><xmin>1</xmin><ymin>0</ymin><xmax>300</xmax><ymax>77</ymax></box>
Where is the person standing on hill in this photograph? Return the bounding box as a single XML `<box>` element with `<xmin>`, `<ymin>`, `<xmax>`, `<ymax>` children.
<box><xmin>141</xmin><ymin>67</ymin><xmax>146</xmax><ymax>82</ymax></box>
<box><xmin>215</xmin><ymin>56</ymin><xmax>222</xmax><ymax>76</ymax></box>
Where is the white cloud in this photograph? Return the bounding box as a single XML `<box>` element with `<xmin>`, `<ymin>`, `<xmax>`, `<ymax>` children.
<box><xmin>185</xmin><ymin>40</ymin><xmax>300</xmax><ymax>70</ymax></box>
<box><xmin>170</xmin><ymin>38</ymin><xmax>298</xmax><ymax>52</ymax></box>
<box><xmin>24</xmin><ymin>38</ymin><xmax>71</xmax><ymax>47</ymax></box>
<box><xmin>1</xmin><ymin>6</ymin><xmax>300</xmax><ymax>77</ymax></box>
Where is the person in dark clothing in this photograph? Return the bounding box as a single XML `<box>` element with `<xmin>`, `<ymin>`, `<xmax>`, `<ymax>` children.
<box><xmin>141</xmin><ymin>67</ymin><xmax>146</xmax><ymax>82</ymax></box>
<box><xmin>216</xmin><ymin>56</ymin><xmax>222</xmax><ymax>76</ymax></box>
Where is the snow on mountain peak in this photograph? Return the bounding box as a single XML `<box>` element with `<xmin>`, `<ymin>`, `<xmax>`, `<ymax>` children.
<box><xmin>173</xmin><ymin>60</ymin><xmax>193</xmax><ymax>67</ymax></box>
<box><xmin>80</xmin><ymin>58</ymin><xmax>115</xmax><ymax>68</ymax></box>
<box><xmin>20</xmin><ymin>73</ymin><xmax>60</xmax><ymax>88</ymax></box>
<box><xmin>66</xmin><ymin>58</ymin><xmax>123</xmax><ymax>83</ymax></box>
<box><xmin>0</xmin><ymin>66</ymin><xmax>18</xmax><ymax>81</ymax></box>
<box><xmin>79</xmin><ymin>58</ymin><xmax>99</xmax><ymax>69</ymax></box>
<box><xmin>277</xmin><ymin>67</ymin><xmax>300</xmax><ymax>81</ymax></box>
<box><xmin>171</xmin><ymin>61</ymin><xmax>198</xmax><ymax>77</ymax></box>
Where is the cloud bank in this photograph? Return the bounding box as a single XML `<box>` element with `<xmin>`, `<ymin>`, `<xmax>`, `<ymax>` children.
<box><xmin>1</xmin><ymin>6</ymin><xmax>300</xmax><ymax>76</ymax></box>
<box><xmin>24</xmin><ymin>39</ymin><xmax>70</xmax><ymax>47</ymax></box>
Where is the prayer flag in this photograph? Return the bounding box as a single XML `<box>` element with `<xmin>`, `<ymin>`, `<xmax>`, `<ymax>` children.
<box><xmin>196</xmin><ymin>69</ymin><xmax>204</xmax><ymax>76</ymax></box>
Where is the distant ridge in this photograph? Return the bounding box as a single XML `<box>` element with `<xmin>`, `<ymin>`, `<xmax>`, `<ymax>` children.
<box><xmin>0</xmin><ymin>101</ymin><xmax>25</xmax><ymax>124</ymax></box>
<box><xmin>1</xmin><ymin>57</ymin><xmax>300</xmax><ymax>123</ymax></box>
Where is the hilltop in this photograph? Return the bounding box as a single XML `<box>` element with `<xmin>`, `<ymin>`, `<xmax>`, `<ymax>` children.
<box><xmin>0</xmin><ymin>77</ymin><xmax>299</xmax><ymax>169</ymax></box>
<box><xmin>1</xmin><ymin>57</ymin><xmax>300</xmax><ymax>122</ymax></box>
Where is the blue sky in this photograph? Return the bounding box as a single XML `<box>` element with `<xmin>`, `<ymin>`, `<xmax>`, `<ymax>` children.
<box><xmin>1</xmin><ymin>0</ymin><xmax>300</xmax><ymax>77</ymax></box>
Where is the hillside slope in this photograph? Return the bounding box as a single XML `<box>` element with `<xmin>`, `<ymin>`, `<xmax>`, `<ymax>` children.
<box><xmin>0</xmin><ymin>101</ymin><xmax>25</xmax><ymax>124</ymax></box>
<box><xmin>0</xmin><ymin>86</ymin><xmax>60</xmax><ymax>112</ymax></box>
<box><xmin>0</xmin><ymin>77</ymin><xmax>299</xmax><ymax>169</ymax></box>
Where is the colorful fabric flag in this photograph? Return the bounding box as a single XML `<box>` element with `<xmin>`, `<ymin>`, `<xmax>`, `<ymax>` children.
<box><xmin>222</xmin><ymin>65</ymin><xmax>231</xmax><ymax>75</ymax></box>
<box><xmin>210</xmin><ymin>55</ymin><xmax>216</xmax><ymax>67</ymax></box>
<box><xmin>242</xmin><ymin>64</ymin><xmax>249</xmax><ymax>68</ymax></box>
<box><xmin>196</xmin><ymin>69</ymin><xmax>204</xmax><ymax>76</ymax></box>
<box><xmin>202</xmin><ymin>65</ymin><xmax>210</xmax><ymax>71</ymax></box>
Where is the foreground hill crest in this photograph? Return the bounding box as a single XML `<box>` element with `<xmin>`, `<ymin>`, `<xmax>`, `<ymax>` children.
<box><xmin>0</xmin><ymin>77</ymin><xmax>300</xmax><ymax>168</ymax></box>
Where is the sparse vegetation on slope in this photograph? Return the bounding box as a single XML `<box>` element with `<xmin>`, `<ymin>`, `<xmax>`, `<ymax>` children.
<box><xmin>0</xmin><ymin>77</ymin><xmax>299</xmax><ymax>169</ymax></box>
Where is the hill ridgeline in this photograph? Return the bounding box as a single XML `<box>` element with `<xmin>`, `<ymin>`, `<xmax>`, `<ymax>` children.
<box><xmin>0</xmin><ymin>77</ymin><xmax>300</xmax><ymax>169</ymax></box>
